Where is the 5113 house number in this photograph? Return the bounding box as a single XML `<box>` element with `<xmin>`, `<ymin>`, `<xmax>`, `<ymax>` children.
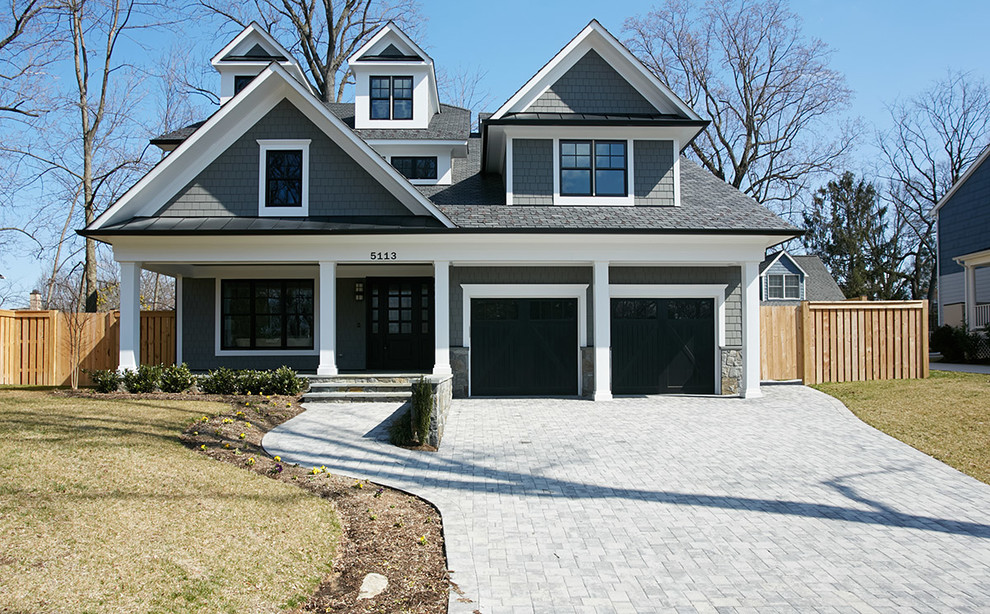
<box><xmin>370</xmin><ymin>251</ymin><xmax>397</xmax><ymax>260</ymax></box>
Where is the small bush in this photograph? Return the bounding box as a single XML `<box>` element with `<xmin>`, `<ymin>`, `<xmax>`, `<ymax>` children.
<box><xmin>388</xmin><ymin>408</ymin><xmax>415</xmax><ymax>446</ymax></box>
<box><xmin>236</xmin><ymin>369</ymin><xmax>270</xmax><ymax>395</ymax></box>
<box><xmin>121</xmin><ymin>364</ymin><xmax>162</xmax><ymax>394</ymax></box>
<box><xmin>160</xmin><ymin>363</ymin><xmax>196</xmax><ymax>393</ymax></box>
<box><xmin>411</xmin><ymin>377</ymin><xmax>433</xmax><ymax>444</ymax></box>
<box><xmin>266</xmin><ymin>366</ymin><xmax>306</xmax><ymax>396</ymax></box>
<box><xmin>88</xmin><ymin>369</ymin><xmax>120</xmax><ymax>393</ymax></box>
<box><xmin>931</xmin><ymin>324</ymin><xmax>982</xmax><ymax>362</ymax></box>
<box><xmin>198</xmin><ymin>367</ymin><xmax>238</xmax><ymax>395</ymax></box>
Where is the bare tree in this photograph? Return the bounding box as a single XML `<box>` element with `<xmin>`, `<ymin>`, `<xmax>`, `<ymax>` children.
<box><xmin>0</xmin><ymin>0</ymin><xmax>56</xmax><ymax>118</ymax></box>
<box><xmin>437</xmin><ymin>65</ymin><xmax>494</xmax><ymax>131</ymax></box>
<box><xmin>878</xmin><ymin>71</ymin><xmax>990</xmax><ymax>300</ymax></box>
<box><xmin>624</xmin><ymin>0</ymin><xmax>854</xmax><ymax>214</ymax></box>
<box><xmin>198</xmin><ymin>0</ymin><xmax>422</xmax><ymax>103</ymax></box>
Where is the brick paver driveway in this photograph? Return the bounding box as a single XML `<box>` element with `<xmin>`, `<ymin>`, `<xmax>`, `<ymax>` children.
<box><xmin>264</xmin><ymin>385</ymin><xmax>990</xmax><ymax>613</ymax></box>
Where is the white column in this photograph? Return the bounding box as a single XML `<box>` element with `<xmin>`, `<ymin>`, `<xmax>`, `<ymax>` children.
<box><xmin>317</xmin><ymin>261</ymin><xmax>338</xmax><ymax>376</ymax></box>
<box><xmin>593</xmin><ymin>261</ymin><xmax>612</xmax><ymax>401</ymax></box>
<box><xmin>175</xmin><ymin>275</ymin><xmax>183</xmax><ymax>365</ymax></box>
<box><xmin>965</xmin><ymin>264</ymin><xmax>977</xmax><ymax>330</ymax></box>
<box><xmin>433</xmin><ymin>260</ymin><xmax>451</xmax><ymax>375</ymax></box>
<box><xmin>118</xmin><ymin>261</ymin><xmax>142</xmax><ymax>372</ymax></box>
<box><xmin>741</xmin><ymin>261</ymin><xmax>763</xmax><ymax>399</ymax></box>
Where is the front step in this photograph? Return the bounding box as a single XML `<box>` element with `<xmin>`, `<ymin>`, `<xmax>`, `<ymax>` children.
<box><xmin>301</xmin><ymin>374</ymin><xmax>423</xmax><ymax>404</ymax></box>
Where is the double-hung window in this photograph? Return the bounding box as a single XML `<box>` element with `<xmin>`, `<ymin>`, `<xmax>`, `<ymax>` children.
<box><xmin>767</xmin><ymin>274</ymin><xmax>800</xmax><ymax>299</ymax></box>
<box><xmin>370</xmin><ymin>76</ymin><xmax>414</xmax><ymax>120</ymax></box>
<box><xmin>391</xmin><ymin>156</ymin><xmax>437</xmax><ymax>180</ymax></box>
<box><xmin>560</xmin><ymin>140</ymin><xmax>627</xmax><ymax>197</ymax></box>
<box><xmin>220</xmin><ymin>279</ymin><xmax>314</xmax><ymax>351</ymax></box>
<box><xmin>258</xmin><ymin>140</ymin><xmax>310</xmax><ymax>216</ymax></box>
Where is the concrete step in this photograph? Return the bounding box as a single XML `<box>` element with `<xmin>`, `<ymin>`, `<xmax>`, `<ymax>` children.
<box><xmin>307</xmin><ymin>381</ymin><xmax>413</xmax><ymax>392</ymax></box>
<box><xmin>302</xmin><ymin>390</ymin><xmax>412</xmax><ymax>403</ymax></box>
<box><xmin>301</xmin><ymin>374</ymin><xmax>421</xmax><ymax>403</ymax></box>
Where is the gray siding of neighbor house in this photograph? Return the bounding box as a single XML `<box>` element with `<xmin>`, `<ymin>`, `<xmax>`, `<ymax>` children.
<box><xmin>157</xmin><ymin>99</ymin><xmax>411</xmax><ymax>218</ymax></box>
<box><xmin>938</xmin><ymin>155</ymin><xmax>990</xmax><ymax>276</ymax></box>
<box><xmin>512</xmin><ymin>139</ymin><xmax>554</xmax><ymax>205</ymax></box>
<box><xmin>527</xmin><ymin>50</ymin><xmax>658</xmax><ymax>115</ymax></box>
<box><xmin>609</xmin><ymin>266</ymin><xmax>743</xmax><ymax>347</ymax></box>
<box><xmin>181</xmin><ymin>277</ymin><xmax>318</xmax><ymax>372</ymax></box>
<box><xmin>761</xmin><ymin>257</ymin><xmax>805</xmax><ymax>302</ymax></box>
<box><xmin>633</xmin><ymin>141</ymin><xmax>675</xmax><ymax>206</ymax></box>
<box><xmin>336</xmin><ymin>278</ymin><xmax>366</xmax><ymax>370</ymax></box>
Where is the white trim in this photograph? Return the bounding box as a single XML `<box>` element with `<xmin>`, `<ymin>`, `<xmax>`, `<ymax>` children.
<box><xmin>118</xmin><ymin>262</ymin><xmax>142</xmax><ymax>372</ymax></box>
<box><xmin>741</xmin><ymin>262</ymin><xmax>763</xmax><ymax>398</ymax></box>
<box><xmin>433</xmin><ymin>261</ymin><xmax>451</xmax><ymax>376</ymax></box>
<box><xmin>317</xmin><ymin>262</ymin><xmax>337</xmax><ymax>375</ymax></box>
<box><xmin>213</xmin><ymin>276</ymin><xmax>320</xmax><ymax>357</ymax></box>
<box><xmin>460</xmin><ymin>283</ymin><xmax>589</xmax><ymax>397</ymax></box>
<box><xmin>592</xmin><ymin>261</ymin><xmax>611</xmax><ymax>400</ymax></box>
<box><xmin>258</xmin><ymin>139</ymin><xmax>310</xmax><ymax>217</ymax></box>
<box><xmin>175</xmin><ymin>275</ymin><xmax>183</xmax><ymax>365</ymax></box>
<box><xmin>761</xmin><ymin>250</ymin><xmax>808</xmax><ymax>277</ymax></box>
<box><xmin>672</xmin><ymin>139</ymin><xmax>681</xmax><ymax>207</ymax></box>
<box><xmin>954</xmin><ymin>247</ymin><xmax>990</xmax><ymax>267</ymax></box>
<box><xmin>933</xmin><ymin>143</ymin><xmax>990</xmax><ymax>215</ymax></box>
<box><xmin>505</xmin><ymin>136</ymin><xmax>514</xmax><ymax>204</ymax></box>
<box><xmin>347</xmin><ymin>22</ymin><xmax>434</xmax><ymax>66</ymax></box>
<box><xmin>365</xmin><ymin>139</ymin><xmax>466</xmax><ymax>146</ymax></box>
<box><xmin>550</xmin><ymin>137</ymin><xmax>635</xmax><ymax>207</ymax></box>
<box><xmin>211</xmin><ymin>22</ymin><xmax>297</xmax><ymax>66</ymax></box>
<box><xmin>765</xmin><ymin>273</ymin><xmax>801</xmax><ymax>301</ymax></box>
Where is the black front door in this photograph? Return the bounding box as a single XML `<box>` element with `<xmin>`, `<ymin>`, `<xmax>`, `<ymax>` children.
<box><xmin>366</xmin><ymin>277</ymin><xmax>434</xmax><ymax>371</ymax></box>
<box><xmin>611</xmin><ymin>298</ymin><xmax>716</xmax><ymax>394</ymax></box>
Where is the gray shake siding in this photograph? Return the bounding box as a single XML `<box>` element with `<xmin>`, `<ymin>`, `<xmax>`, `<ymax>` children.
<box><xmin>181</xmin><ymin>277</ymin><xmax>318</xmax><ymax>372</ymax></box>
<box><xmin>511</xmin><ymin>139</ymin><xmax>554</xmax><ymax>205</ymax></box>
<box><xmin>633</xmin><ymin>141</ymin><xmax>674</xmax><ymax>206</ymax></box>
<box><xmin>157</xmin><ymin>100</ymin><xmax>411</xmax><ymax>218</ymax></box>
<box><xmin>761</xmin><ymin>257</ymin><xmax>805</xmax><ymax>302</ymax></box>
<box><xmin>527</xmin><ymin>50</ymin><xmax>657</xmax><ymax>115</ymax></box>
<box><xmin>938</xmin><ymin>155</ymin><xmax>990</xmax><ymax>276</ymax></box>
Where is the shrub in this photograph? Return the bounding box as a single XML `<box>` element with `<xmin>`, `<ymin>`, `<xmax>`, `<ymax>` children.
<box><xmin>160</xmin><ymin>363</ymin><xmax>196</xmax><ymax>393</ymax></box>
<box><xmin>121</xmin><ymin>364</ymin><xmax>162</xmax><ymax>394</ymax></box>
<box><xmin>411</xmin><ymin>377</ymin><xmax>433</xmax><ymax>444</ymax></box>
<box><xmin>88</xmin><ymin>369</ymin><xmax>120</xmax><ymax>393</ymax></box>
<box><xmin>265</xmin><ymin>366</ymin><xmax>306</xmax><ymax>396</ymax></box>
<box><xmin>198</xmin><ymin>367</ymin><xmax>238</xmax><ymax>395</ymax></box>
<box><xmin>388</xmin><ymin>408</ymin><xmax>415</xmax><ymax>446</ymax></box>
<box><xmin>236</xmin><ymin>370</ymin><xmax>269</xmax><ymax>395</ymax></box>
<box><xmin>931</xmin><ymin>324</ymin><xmax>982</xmax><ymax>362</ymax></box>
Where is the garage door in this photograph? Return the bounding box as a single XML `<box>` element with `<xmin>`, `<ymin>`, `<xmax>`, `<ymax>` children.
<box><xmin>611</xmin><ymin>298</ymin><xmax>715</xmax><ymax>394</ymax></box>
<box><xmin>470</xmin><ymin>298</ymin><xmax>578</xmax><ymax>396</ymax></box>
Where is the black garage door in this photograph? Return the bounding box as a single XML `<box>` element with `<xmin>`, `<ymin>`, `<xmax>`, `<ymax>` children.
<box><xmin>611</xmin><ymin>298</ymin><xmax>715</xmax><ymax>395</ymax></box>
<box><xmin>471</xmin><ymin>298</ymin><xmax>578</xmax><ymax>396</ymax></box>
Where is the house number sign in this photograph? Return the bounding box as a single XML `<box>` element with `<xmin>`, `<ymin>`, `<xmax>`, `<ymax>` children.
<box><xmin>370</xmin><ymin>251</ymin><xmax>398</xmax><ymax>261</ymax></box>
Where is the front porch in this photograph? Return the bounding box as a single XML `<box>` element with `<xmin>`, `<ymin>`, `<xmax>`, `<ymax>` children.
<box><xmin>953</xmin><ymin>249</ymin><xmax>990</xmax><ymax>330</ymax></box>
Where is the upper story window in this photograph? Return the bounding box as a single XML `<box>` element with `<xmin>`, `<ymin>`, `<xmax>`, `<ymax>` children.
<box><xmin>560</xmin><ymin>140</ymin><xmax>627</xmax><ymax>197</ymax></box>
<box><xmin>233</xmin><ymin>75</ymin><xmax>254</xmax><ymax>95</ymax></box>
<box><xmin>768</xmin><ymin>274</ymin><xmax>800</xmax><ymax>299</ymax></box>
<box><xmin>392</xmin><ymin>156</ymin><xmax>437</xmax><ymax>180</ymax></box>
<box><xmin>257</xmin><ymin>139</ymin><xmax>310</xmax><ymax>216</ymax></box>
<box><xmin>370</xmin><ymin>76</ymin><xmax>413</xmax><ymax>120</ymax></box>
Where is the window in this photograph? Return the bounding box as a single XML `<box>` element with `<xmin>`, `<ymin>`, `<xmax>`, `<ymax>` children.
<box><xmin>391</xmin><ymin>156</ymin><xmax>437</xmax><ymax>180</ymax></box>
<box><xmin>767</xmin><ymin>274</ymin><xmax>800</xmax><ymax>299</ymax></box>
<box><xmin>369</xmin><ymin>76</ymin><xmax>414</xmax><ymax>120</ymax></box>
<box><xmin>560</xmin><ymin>140</ymin><xmax>626</xmax><ymax>196</ymax></box>
<box><xmin>233</xmin><ymin>75</ymin><xmax>254</xmax><ymax>95</ymax></box>
<box><xmin>220</xmin><ymin>279</ymin><xmax>314</xmax><ymax>350</ymax></box>
<box><xmin>257</xmin><ymin>140</ymin><xmax>310</xmax><ymax>216</ymax></box>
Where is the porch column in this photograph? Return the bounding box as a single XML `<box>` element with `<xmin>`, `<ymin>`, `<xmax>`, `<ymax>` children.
<box><xmin>433</xmin><ymin>260</ymin><xmax>451</xmax><ymax>375</ymax></box>
<box><xmin>965</xmin><ymin>264</ymin><xmax>977</xmax><ymax>330</ymax></box>
<box><xmin>118</xmin><ymin>261</ymin><xmax>142</xmax><ymax>372</ymax></box>
<box><xmin>175</xmin><ymin>275</ymin><xmax>183</xmax><ymax>365</ymax></box>
<box><xmin>593</xmin><ymin>261</ymin><xmax>612</xmax><ymax>401</ymax></box>
<box><xmin>317</xmin><ymin>261</ymin><xmax>338</xmax><ymax>376</ymax></box>
<box><xmin>741</xmin><ymin>260</ymin><xmax>763</xmax><ymax>398</ymax></box>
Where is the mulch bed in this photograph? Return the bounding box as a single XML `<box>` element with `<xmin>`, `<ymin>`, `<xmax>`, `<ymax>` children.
<box><xmin>56</xmin><ymin>389</ymin><xmax>450</xmax><ymax>613</ymax></box>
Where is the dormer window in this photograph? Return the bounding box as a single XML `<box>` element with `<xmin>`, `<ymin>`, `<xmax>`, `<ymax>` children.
<box><xmin>560</xmin><ymin>140</ymin><xmax>627</xmax><ymax>197</ymax></box>
<box><xmin>233</xmin><ymin>75</ymin><xmax>254</xmax><ymax>95</ymax></box>
<box><xmin>370</xmin><ymin>76</ymin><xmax>413</xmax><ymax>120</ymax></box>
<box><xmin>257</xmin><ymin>139</ymin><xmax>310</xmax><ymax>216</ymax></box>
<box><xmin>391</xmin><ymin>156</ymin><xmax>437</xmax><ymax>180</ymax></box>
<box><xmin>768</xmin><ymin>274</ymin><xmax>800</xmax><ymax>299</ymax></box>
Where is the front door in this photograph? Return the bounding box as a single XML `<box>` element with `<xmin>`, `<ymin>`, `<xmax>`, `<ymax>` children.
<box><xmin>366</xmin><ymin>277</ymin><xmax>434</xmax><ymax>371</ymax></box>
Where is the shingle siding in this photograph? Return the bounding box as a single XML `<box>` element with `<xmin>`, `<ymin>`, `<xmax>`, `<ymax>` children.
<box><xmin>761</xmin><ymin>258</ymin><xmax>805</xmax><ymax>302</ymax></box>
<box><xmin>527</xmin><ymin>50</ymin><xmax>657</xmax><ymax>115</ymax></box>
<box><xmin>157</xmin><ymin>99</ymin><xmax>411</xmax><ymax>218</ymax></box>
<box><xmin>609</xmin><ymin>266</ymin><xmax>743</xmax><ymax>347</ymax></box>
<box><xmin>633</xmin><ymin>141</ymin><xmax>674</xmax><ymax>206</ymax></box>
<box><xmin>938</xmin><ymin>154</ymin><xmax>990</xmax><ymax>276</ymax></box>
<box><xmin>511</xmin><ymin>139</ymin><xmax>554</xmax><ymax>206</ymax></box>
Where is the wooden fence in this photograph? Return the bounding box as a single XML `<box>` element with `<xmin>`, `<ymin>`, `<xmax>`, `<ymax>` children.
<box><xmin>0</xmin><ymin>310</ymin><xmax>175</xmax><ymax>387</ymax></box>
<box><xmin>761</xmin><ymin>301</ymin><xmax>929</xmax><ymax>384</ymax></box>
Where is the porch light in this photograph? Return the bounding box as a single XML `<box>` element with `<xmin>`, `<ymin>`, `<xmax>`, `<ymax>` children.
<box><xmin>355</xmin><ymin>281</ymin><xmax>364</xmax><ymax>301</ymax></box>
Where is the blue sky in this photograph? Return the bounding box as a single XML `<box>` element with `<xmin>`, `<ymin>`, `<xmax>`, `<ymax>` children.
<box><xmin>3</xmin><ymin>1</ymin><xmax>990</xmax><ymax>304</ymax></box>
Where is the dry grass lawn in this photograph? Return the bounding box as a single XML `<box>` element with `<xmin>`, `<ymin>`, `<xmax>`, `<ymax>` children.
<box><xmin>0</xmin><ymin>390</ymin><xmax>341</xmax><ymax>613</ymax></box>
<box><xmin>816</xmin><ymin>370</ymin><xmax>990</xmax><ymax>485</ymax></box>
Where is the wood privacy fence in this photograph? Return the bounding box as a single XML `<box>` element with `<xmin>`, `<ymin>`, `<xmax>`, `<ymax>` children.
<box><xmin>0</xmin><ymin>310</ymin><xmax>175</xmax><ymax>387</ymax></box>
<box><xmin>760</xmin><ymin>301</ymin><xmax>929</xmax><ymax>384</ymax></box>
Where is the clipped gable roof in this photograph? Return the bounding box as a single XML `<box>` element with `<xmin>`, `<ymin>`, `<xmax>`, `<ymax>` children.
<box><xmin>348</xmin><ymin>21</ymin><xmax>432</xmax><ymax>65</ymax></box>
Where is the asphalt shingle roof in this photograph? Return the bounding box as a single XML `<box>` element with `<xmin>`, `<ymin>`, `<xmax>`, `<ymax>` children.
<box><xmin>791</xmin><ymin>254</ymin><xmax>846</xmax><ymax>300</ymax></box>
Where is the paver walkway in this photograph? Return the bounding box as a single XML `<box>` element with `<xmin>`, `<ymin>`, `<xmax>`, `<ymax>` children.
<box><xmin>264</xmin><ymin>386</ymin><xmax>990</xmax><ymax>613</ymax></box>
<box><xmin>930</xmin><ymin>362</ymin><xmax>990</xmax><ymax>374</ymax></box>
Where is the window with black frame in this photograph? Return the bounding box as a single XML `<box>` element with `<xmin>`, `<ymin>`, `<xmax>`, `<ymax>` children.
<box><xmin>391</xmin><ymin>156</ymin><xmax>437</xmax><ymax>180</ymax></box>
<box><xmin>265</xmin><ymin>150</ymin><xmax>303</xmax><ymax>208</ymax></box>
<box><xmin>369</xmin><ymin>76</ymin><xmax>413</xmax><ymax>120</ymax></box>
<box><xmin>560</xmin><ymin>140</ymin><xmax>626</xmax><ymax>196</ymax></box>
<box><xmin>221</xmin><ymin>280</ymin><xmax>314</xmax><ymax>350</ymax></box>
<box><xmin>370</xmin><ymin>76</ymin><xmax>391</xmax><ymax>119</ymax></box>
<box><xmin>233</xmin><ymin>75</ymin><xmax>254</xmax><ymax>94</ymax></box>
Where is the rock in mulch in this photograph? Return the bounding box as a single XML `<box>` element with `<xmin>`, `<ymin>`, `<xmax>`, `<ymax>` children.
<box><xmin>358</xmin><ymin>573</ymin><xmax>388</xmax><ymax>600</ymax></box>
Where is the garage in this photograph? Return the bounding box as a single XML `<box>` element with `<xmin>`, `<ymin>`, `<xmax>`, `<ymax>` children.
<box><xmin>611</xmin><ymin>297</ymin><xmax>716</xmax><ymax>394</ymax></box>
<box><xmin>470</xmin><ymin>298</ymin><xmax>578</xmax><ymax>396</ymax></box>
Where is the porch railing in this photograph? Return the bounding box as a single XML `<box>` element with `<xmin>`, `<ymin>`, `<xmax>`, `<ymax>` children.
<box><xmin>977</xmin><ymin>303</ymin><xmax>990</xmax><ymax>328</ymax></box>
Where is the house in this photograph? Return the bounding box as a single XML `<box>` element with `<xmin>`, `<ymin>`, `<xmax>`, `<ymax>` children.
<box><xmin>759</xmin><ymin>251</ymin><xmax>845</xmax><ymax>305</ymax></box>
<box><xmin>933</xmin><ymin>145</ymin><xmax>990</xmax><ymax>330</ymax></box>
<box><xmin>80</xmin><ymin>20</ymin><xmax>799</xmax><ymax>400</ymax></box>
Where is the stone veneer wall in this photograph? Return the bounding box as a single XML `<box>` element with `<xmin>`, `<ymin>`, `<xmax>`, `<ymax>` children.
<box><xmin>450</xmin><ymin>347</ymin><xmax>469</xmax><ymax>398</ymax></box>
<box><xmin>425</xmin><ymin>374</ymin><xmax>453</xmax><ymax>448</ymax></box>
<box><xmin>721</xmin><ymin>349</ymin><xmax>742</xmax><ymax>395</ymax></box>
<box><xmin>581</xmin><ymin>347</ymin><xmax>594</xmax><ymax>398</ymax></box>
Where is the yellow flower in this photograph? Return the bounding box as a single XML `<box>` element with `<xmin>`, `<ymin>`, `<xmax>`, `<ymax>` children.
<box><xmin>245</xmin><ymin>422</ymin><xmax>251</xmax><ymax>428</ymax></box>
<box><xmin>223</xmin><ymin>443</ymin><xmax>231</xmax><ymax>449</ymax></box>
<box><xmin>199</xmin><ymin>444</ymin><xmax>206</xmax><ymax>450</ymax></box>
<box><xmin>245</xmin><ymin>402</ymin><xmax>250</xmax><ymax>407</ymax></box>
<box><xmin>246</xmin><ymin>391</ymin><xmax>251</xmax><ymax>395</ymax></box>
<box><xmin>246</xmin><ymin>457</ymin><xmax>255</xmax><ymax>466</ymax></box>
<box><xmin>273</xmin><ymin>456</ymin><xmax>281</xmax><ymax>462</ymax></box>
<box><xmin>238</xmin><ymin>433</ymin><xmax>246</xmax><ymax>440</ymax></box>
<box><xmin>418</xmin><ymin>535</ymin><xmax>427</xmax><ymax>545</ymax></box>
<box><xmin>286</xmin><ymin>402</ymin><xmax>291</xmax><ymax>407</ymax></box>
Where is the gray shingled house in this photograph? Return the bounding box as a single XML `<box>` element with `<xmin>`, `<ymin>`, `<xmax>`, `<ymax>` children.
<box><xmin>759</xmin><ymin>251</ymin><xmax>845</xmax><ymax>305</ymax></box>
<box><xmin>81</xmin><ymin>20</ymin><xmax>799</xmax><ymax>400</ymax></box>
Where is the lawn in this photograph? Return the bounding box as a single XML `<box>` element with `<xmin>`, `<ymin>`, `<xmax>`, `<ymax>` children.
<box><xmin>0</xmin><ymin>390</ymin><xmax>341</xmax><ymax>613</ymax></box>
<box><xmin>816</xmin><ymin>370</ymin><xmax>990</xmax><ymax>485</ymax></box>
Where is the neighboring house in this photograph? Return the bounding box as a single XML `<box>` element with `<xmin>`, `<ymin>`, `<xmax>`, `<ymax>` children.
<box><xmin>933</xmin><ymin>144</ymin><xmax>990</xmax><ymax>330</ymax></box>
<box><xmin>80</xmin><ymin>20</ymin><xmax>799</xmax><ymax>400</ymax></box>
<box><xmin>759</xmin><ymin>251</ymin><xmax>845</xmax><ymax>305</ymax></box>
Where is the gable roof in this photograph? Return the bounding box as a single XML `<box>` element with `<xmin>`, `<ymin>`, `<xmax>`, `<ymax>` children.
<box><xmin>86</xmin><ymin>62</ymin><xmax>454</xmax><ymax>232</ymax></box>
<box><xmin>760</xmin><ymin>251</ymin><xmax>845</xmax><ymax>301</ymax></box>
<box><xmin>490</xmin><ymin>20</ymin><xmax>702</xmax><ymax>122</ymax></box>
<box><xmin>348</xmin><ymin>21</ymin><xmax>432</xmax><ymax>65</ymax></box>
<box><xmin>760</xmin><ymin>250</ymin><xmax>807</xmax><ymax>276</ymax></box>
<box><xmin>209</xmin><ymin>22</ymin><xmax>310</xmax><ymax>95</ymax></box>
<box><xmin>933</xmin><ymin>143</ymin><xmax>990</xmax><ymax>215</ymax></box>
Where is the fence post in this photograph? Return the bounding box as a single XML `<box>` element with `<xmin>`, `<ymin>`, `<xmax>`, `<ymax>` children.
<box><xmin>801</xmin><ymin>301</ymin><xmax>813</xmax><ymax>385</ymax></box>
<box><xmin>922</xmin><ymin>300</ymin><xmax>930</xmax><ymax>378</ymax></box>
